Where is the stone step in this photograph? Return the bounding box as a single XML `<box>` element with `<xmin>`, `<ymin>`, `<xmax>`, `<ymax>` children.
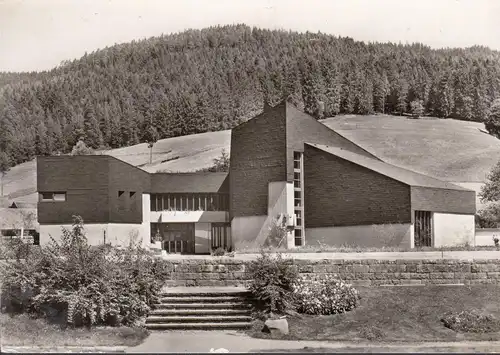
<box><xmin>158</xmin><ymin>296</ymin><xmax>247</xmax><ymax>303</ymax></box>
<box><xmin>149</xmin><ymin>308</ymin><xmax>251</xmax><ymax>316</ymax></box>
<box><xmin>146</xmin><ymin>315</ymin><xmax>252</xmax><ymax>323</ymax></box>
<box><xmin>145</xmin><ymin>322</ymin><xmax>252</xmax><ymax>330</ymax></box>
<box><xmin>153</xmin><ymin>302</ymin><xmax>251</xmax><ymax>310</ymax></box>
<box><xmin>160</xmin><ymin>291</ymin><xmax>250</xmax><ymax>297</ymax></box>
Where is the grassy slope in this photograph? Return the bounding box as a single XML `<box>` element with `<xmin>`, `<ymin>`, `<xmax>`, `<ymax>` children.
<box><xmin>248</xmin><ymin>285</ymin><xmax>500</xmax><ymax>343</ymax></box>
<box><xmin>3</xmin><ymin>115</ymin><xmax>499</xmax><ymax>208</ymax></box>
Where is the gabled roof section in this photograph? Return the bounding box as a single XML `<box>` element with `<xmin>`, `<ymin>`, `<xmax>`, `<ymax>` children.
<box><xmin>150</xmin><ymin>172</ymin><xmax>229</xmax><ymax>193</ymax></box>
<box><xmin>283</xmin><ymin>99</ymin><xmax>382</xmax><ymax>161</ymax></box>
<box><xmin>307</xmin><ymin>143</ymin><xmax>472</xmax><ymax>191</ymax></box>
<box><xmin>10</xmin><ymin>202</ymin><xmax>37</xmax><ymax>209</ymax></box>
<box><xmin>231</xmin><ymin>99</ymin><xmax>286</xmax><ymax>132</ymax></box>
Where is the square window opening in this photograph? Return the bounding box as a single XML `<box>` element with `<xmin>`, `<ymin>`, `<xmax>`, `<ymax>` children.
<box><xmin>41</xmin><ymin>192</ymin><xmax>54</xmax><ymax>201</ymax></box>
<box><xmin>53</xmin><ymin>192</ymin><xmax>66</xmax><ymax>201</ymax></box>
<box><xmin>118</xmin><ymin>191</ymin><xmax>125</xmax><ymax>197</ymax></box>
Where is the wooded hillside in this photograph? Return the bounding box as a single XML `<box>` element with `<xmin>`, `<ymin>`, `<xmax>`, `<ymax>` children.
<box><xmin>1</xmin><ymin>24</ymin><xmax>500</xmax><ymax>167</ymax></box>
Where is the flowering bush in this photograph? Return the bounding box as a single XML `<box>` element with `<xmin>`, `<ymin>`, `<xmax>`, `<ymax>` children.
<box><xmin>247</xmin><ymin>251</ymin><xmax>298</xmax><ymax>314</ymax></box>
<box><xmin>1</xmin><ymin>216</ymin><xmax>170</xmax><ymax>328</ymax></box>
<box><xmin>293</xmin><ymin>274</ymin><xmax>360</xmax><ymax>315</ymax></box>
<box><xmin>441</xmin><ymin>310</ymin><xmax>500</xmax><ymax>333</ymax></box>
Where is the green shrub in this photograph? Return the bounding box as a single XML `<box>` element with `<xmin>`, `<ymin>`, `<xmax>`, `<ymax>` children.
<box><xmin>211</xmin><ymin>247</ymin><xmax>226</xmax><ymax>256</ymax></box>
<box><xmin>246</xmin><ymin>251</ymin><xmax>298</xmax><ymax>314</ymax></box>
<box><xmin>441</xmin><ymin>310</ymin><xmax>500</xmax><ymax>333</ymax></box>
<box><xmin>293</xmin><ymin>274</ymin><xmax>360</xmax><ymax>315</ymax></box>
<box><xmin>0</xmin><ymin>216</ymin><xmax>170</xmax><ymax>328</ymax></box>
<box><xmin>0</xmin><ymin>238</ymin><xmax>39</xmax><ymax>260</ymax></box>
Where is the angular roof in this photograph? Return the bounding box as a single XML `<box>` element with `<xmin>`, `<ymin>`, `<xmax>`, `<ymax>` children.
<box><xmin>307</xmin><ymin>143</ymin><xmax>471</xmax><ymax>191</ymax></box>
<box><xmin>9</xmin><ymin>202</ymin><xmax>37</xmax><ymax>209</ymax></box>
<box><xmin>150</xmin><ymin>172</ymin><xmax>229</xmax><ymax>193</ymax></box>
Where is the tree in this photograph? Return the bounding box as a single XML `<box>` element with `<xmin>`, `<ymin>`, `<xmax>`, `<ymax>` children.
<box><xmin>70</xmin><ymin>139</ymin><xmax>95</xmax><ymax>156</ymax></box>
<box><xmin>143</xmin><ymin>125</ymin><xmax>159</xmax><ymax>164</ymax></box>
<box><xmin>480</xmin><ymin>160</ymin><xmax>500</xmax><ymax>204</ymax></box>
<box><xmin>476</xmin><ymin>203</ymin><xmax>500</xmax><ymax>228</ymax></box>
<box><xmin>410</xmin><ymin>100</ymin><xmax>425</xmax><ymax>118</ymax></box>
<box><xmin>477</xmin><ymin>159</ymin><xmax>500</xmax><ymax>229</ymax></box>
<box><xmin>209</xmin><ymin>149</ymin><xmax>230</xmax><ymax>172</ymax></box>
<box><xmin>0</xmin><ymin>151</ymin><xmax>10</xmax><ymax>197</ymax></box>
<box><xmin>485</xmin><ymin>98</ymin><xmax>500</xmax><ymax>139</ymax></box>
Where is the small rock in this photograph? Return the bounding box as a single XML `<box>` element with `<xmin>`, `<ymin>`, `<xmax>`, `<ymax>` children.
<box><xmin>262</xmin><ymin>318</ymin><xmax>289</xmax><ymax>335</ymax></box>
<box><xmin>210</xmin><ymin>348</ymin><xmax>229</xmax><ymax>353</ymax></box>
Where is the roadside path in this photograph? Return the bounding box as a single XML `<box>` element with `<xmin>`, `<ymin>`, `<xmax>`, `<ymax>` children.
<box><xmin>160</xmin><ymin>250</ymin><xmax>500</xmax><ymax>261</ymax></box>
<box><xmin>126</xmin><ymin>330</ymin><xmax>500</xmax><ymax>353</ymax></box>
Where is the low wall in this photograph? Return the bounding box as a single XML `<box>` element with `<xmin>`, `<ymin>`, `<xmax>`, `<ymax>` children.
<box><xmin>475</xmin><ymin>228</ymin><xmax>500</xmax><ymax>246</ymax></box>
<box><xmin>161</xmin><ymin>257</ymin><xmax>500</xmax><ymax>287</ymax></box>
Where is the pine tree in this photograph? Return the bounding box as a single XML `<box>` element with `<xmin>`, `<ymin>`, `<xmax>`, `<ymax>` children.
<box><xmin>410</xmin><ymin>100</ymin><xmax>425</xmax><ymax>118</ymax></box>
<box><xmin>0</xmin><ymin>151</ymin><xmax>10</xmax><ymax>197</ymax></box>
<box><xmin>71</xmin><ymin>139</ymin><xmax>95</xmax><ymax>155</ymax></box>
<box><xmin>485</xmin><ymin>98</ymin><xmax>500</xmax><ymax>139</ymax></box>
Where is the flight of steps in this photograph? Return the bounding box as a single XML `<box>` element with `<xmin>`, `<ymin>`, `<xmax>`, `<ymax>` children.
<box><xmin>146</xmin><ymin>288</ymin><xmax>253</xmax><ymax>330</ymax></box>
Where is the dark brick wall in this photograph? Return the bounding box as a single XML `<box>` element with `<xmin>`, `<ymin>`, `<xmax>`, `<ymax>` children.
<box><xmin>411</xmin><ymin>186</ymin><xmax>476</xmax><ymax>216</ymax></box>
<box><xmin>229</xmin><ymin>104</ymin><xmax>287</xmax><ymax>218</ymax></box>
<box><xmin>285</xmin><ymin>103</ymin><xmax>380</xmax><ymax>182</ymax></box>
<box><xmin>37</xmin><ymin>156</ymin><xmax>111</xmax><ymax>224</ymax></box>
<box><xmin>303</xmin><ymin>145</ymin><xmax>412</xmax><ymax>228</ymax></box>
<box><xmin>160</xmin><ymin>258</ymin><xmax>500</xmax><ymax>287</ymax></box>
<box><xmin>108</xmin><ymin>158</ymin><xmax>151</xmax><ymax>224</ymax></box>
<box><xmin>37</xmin><ymin>156</ymin><xmax>151</xmax><ymax>224</ymax></box>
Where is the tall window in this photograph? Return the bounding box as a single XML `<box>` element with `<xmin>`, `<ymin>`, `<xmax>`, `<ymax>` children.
<box><xmin>293</xmin><ymin>151</ymin><xmax>304</xmax><ymax>246</ymax></box>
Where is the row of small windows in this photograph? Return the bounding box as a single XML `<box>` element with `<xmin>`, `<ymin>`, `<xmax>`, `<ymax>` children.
<box><xmin>118</xmin><ymin>191</ymin><xmax>136</xmax><ymax>198</ymax></box>
<box><xmin>150</xmin><ymin>193</ymin><xmax>229</xmax><ymax>212</ymax></box>
<box><xmin>39</xmin><ymin>192</ymin><xmax>66</xmax><ymax>202</ymax></box>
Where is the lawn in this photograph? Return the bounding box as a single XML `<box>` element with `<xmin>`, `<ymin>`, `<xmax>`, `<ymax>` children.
<box><xmin>257</xmin><ymin>345</ymin><xmax>500</xmax><ymax>353</ymax></box>
<box><xmin>0</xmin><ymin>313</ymin><xmax>149</xmax><ymax>348</ymax></box>
<box><xmin>248</xmin><ymin>285</ymin><xmax>500</xmax><ymax>343</ymax></box>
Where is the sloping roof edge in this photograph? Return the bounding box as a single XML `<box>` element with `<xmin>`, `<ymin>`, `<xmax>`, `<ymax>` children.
<box><xmin>306</xmin><ymin>143</ymin><xmax>473</xmax><ymax>192</ymax></box>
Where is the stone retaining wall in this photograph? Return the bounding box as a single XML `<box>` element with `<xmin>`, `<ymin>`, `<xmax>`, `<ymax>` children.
<box><xmin>162</xmin><ymin>258</ymin><xmax>500</xmax><ymax>287</ymax></box>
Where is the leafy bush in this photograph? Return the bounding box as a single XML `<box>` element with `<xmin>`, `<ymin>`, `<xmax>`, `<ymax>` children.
<box><xmin>0</xmin><ymin>216</ymin><xmax>170</xmax><ymax>328</ymax></box>
<box><xmin>0</xmin><ymin>238</ymin><xmax>39</xmax><ymax>260</ymax></box>
<box><xmin>293</xmin><ymin>274</ymin><xmax>360</xmax><ymax>315</ymax></box>
<box><xmin>441</xmin><ymin>310</ymin><xmax>500</xmax><ymax>333</ymax></box>
<box><xmin>246</xmin><ymin>251</ymin><xmax>298</xmax><ymax>314</ymax></box>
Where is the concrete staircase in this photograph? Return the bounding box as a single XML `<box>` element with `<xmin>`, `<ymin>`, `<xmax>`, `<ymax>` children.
<box><xmin>146</xmin><ymin>288</ymin><xmax>253</xmax><ymax>330</ymax></box>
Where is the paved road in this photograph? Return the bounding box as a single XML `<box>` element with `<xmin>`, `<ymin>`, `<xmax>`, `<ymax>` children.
<box><xmin>126</xmin><ymin>331</ymin><xmax>500</xmax><ymax>353</ymax></box>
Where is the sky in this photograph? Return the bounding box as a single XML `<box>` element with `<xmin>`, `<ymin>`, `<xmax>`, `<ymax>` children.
<box><xmin>1</xmin><ymin>0</ymin><xmax>499</xmax><ymax>72</ymax></box>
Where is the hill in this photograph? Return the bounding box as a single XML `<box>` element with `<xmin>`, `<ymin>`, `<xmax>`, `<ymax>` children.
<box><xmin>2</xmin><ymin>24</ymin><xmax>500</xmax><ymax>170</ymax></box>
<box><xmin>3</xmin><ymin>115</ymin><xmax>499</xmax><ymax>211</ymax></box>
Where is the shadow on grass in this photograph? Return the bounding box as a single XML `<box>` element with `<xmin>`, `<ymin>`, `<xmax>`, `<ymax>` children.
<box><xmin>247</xmin><ymin>285</ymin><xmax>500</xmax><ymax>343</ymax></box>
<box><xmin>0</xmin><ymin>313</ymin><xmax>149</xmax><ymax>347</ymax></box>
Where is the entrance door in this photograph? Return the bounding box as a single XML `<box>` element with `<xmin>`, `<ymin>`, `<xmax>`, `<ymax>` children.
<box><xmin>414</xmin><ymin>211</ymin><xmax>432</xmax><ymax>247</ymax></box>
<box><xmin>161</xmin><ymin>223</ymin><xmax>195</xmax><ymax>254</ymax></box>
